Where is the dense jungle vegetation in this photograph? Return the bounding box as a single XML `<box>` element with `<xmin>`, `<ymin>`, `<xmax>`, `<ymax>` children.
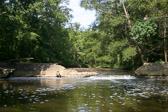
<box><xmin>0</xmin><ymin>0</ymin><xmax>168</xmax><ymax>69</ymax></box>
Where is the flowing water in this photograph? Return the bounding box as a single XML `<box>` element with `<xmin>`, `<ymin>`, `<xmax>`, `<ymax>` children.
<box><xmin>0</xmin><ymin>71</ymin><xmax>168</xmax><ymax>112</ymax></box>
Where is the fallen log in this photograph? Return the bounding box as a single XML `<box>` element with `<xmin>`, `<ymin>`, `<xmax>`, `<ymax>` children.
<box><xmin>5</xmin><ymin>57</ymin><xmax>34</xmax><ymax>63</ymax></box>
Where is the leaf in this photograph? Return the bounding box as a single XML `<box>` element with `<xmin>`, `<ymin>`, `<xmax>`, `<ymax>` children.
<box><xmin>122</xmin><ymin>47</ymin><xmax>137</xmax><ymax>61</ymax></box>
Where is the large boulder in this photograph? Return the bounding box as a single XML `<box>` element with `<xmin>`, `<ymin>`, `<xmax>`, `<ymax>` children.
<box><xmin>14</xmin><ymin>63</ymin><xmax>66</xmax><ymax>77</ymax></box>
<box><xmin>135</xmin><ymin>63</ymin><xmax>168</xmax><ymax>76</ymax></box>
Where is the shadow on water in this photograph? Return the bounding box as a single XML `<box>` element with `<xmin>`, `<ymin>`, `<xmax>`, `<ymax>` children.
<box><xmin>0</xmin><ymin>69</ymin><xmax>168</xmax><ymax>112</ymax></box>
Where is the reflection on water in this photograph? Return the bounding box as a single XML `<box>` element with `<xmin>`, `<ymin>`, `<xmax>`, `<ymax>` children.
<box><xmin>0</xmin><ymin>75</ymin><xmax>168</xmax><ymax>112</ymax></box>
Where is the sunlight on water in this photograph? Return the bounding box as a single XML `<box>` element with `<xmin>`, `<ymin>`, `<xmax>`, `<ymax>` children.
<box><xmin>0</xmin><ymin>74</ymin><xmax>168</xmax><ymax>112</ymax></box>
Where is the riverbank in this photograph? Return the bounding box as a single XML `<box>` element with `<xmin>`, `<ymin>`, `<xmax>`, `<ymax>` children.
<box><xmin>2</xmin><ymin>62</ymin><xmax>167</xmax><ymax>78</ymax></box>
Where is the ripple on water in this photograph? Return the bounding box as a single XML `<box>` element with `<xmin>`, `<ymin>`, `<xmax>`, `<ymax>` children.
<box><xmin>24</xmin><ymin>96</ymin><xmax>28</xmax><ymax>99</ymax></box>
<box><xmin>109</xmin><ymin>103</ymin><xmax>113</xmax><ymax>105</ymax></box>
<box><xmin>40</xmin><ymin>102</ymin><xmax>44</xmax><ymax>104</ymax></box>
<box><xmin>18</xmin><ymin>97</ymin><xmax>23</xmax><ymax>100</ymax></box>
<box><xmin>34</xmin><ymin>98</ymin><xmax>39</xmax><ymax>101</ymax></box>
<box><xmin>79</xmin><ymin>110</ymin><xmax>86</xmax><ymax>112</ymax></box>
<box><xmin>31</xmin><ymin>95</ymin><xmax>36</xmax><ymax>98</ymax></box>
<box><xmin>1</xmin><ymin>76</ymin><xmax>168</xmax><ymax>112</ymax></box>
<box><xmin>4</xmin><ymin>90</ymin><xmax>9</xmax><ymax>94</ymax></box>
<box><xmin>39</xmin><ymin>93</ymin><xmax>47</xmax><ymax>96</ymax></box>
<box><xmin>96</xmin><ymin>100</ymin><xmax>100</xmax><ymax>103</ymax></box>
<box><xmin>71</xmin><ymin>109</ymin><xmax>77</xmax><ymax>111</ymax></box>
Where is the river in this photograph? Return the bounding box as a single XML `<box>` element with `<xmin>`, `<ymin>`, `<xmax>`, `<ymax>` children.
<box><xmin>0</xmin><ymin>70</ymin><xmax>168</xmax><ymax>112</ymax></box>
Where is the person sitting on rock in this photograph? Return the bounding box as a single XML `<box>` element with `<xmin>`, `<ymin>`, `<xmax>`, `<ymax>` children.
<box><xmin>56</xmin><ymin>71</ymin><xmax>61</xmax><ymax>77</ymax></box>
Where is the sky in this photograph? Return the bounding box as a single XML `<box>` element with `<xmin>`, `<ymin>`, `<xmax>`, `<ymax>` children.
<box><xmin>68</xmin><ymin>0</ymin><xmax>96</xmax><ymax>28</ymax></box>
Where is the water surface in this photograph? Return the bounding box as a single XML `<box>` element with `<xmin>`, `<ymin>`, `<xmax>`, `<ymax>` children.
<box><xmin>0</xmin><ymin>74</ymin><xmax>168</xmax><ymax>112</ymax></box>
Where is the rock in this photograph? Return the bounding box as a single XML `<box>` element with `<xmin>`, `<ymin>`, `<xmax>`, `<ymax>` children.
<box><xmin>35</xmin><ymin>64</ymin><xmax>66</xmax><ymax>77</ymax></box>
<box><xmin>0</xmin><ymin>63</ymin><xmax>98</xmax><ymax>78</ymax></box>
<box><xmin>135</xmin><ymin>63</ymin><xmax>168</xmax><ymax>76</ymax></box>
<box><xmin>61</xmin><ymin>68</ymin><xmax>98</xmax><ymax>77</ymax></box>
<box><xmin>38</xmin><ymin>67</ymin><xmax>98</xmax><ymax>78</ymax></box>
<box><xmin>0</xmin><ymin>67</ymin><xmax>15</xmax><ymax>78</ymax></box>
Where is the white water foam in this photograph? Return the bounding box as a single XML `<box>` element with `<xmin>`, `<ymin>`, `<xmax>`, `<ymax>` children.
<box><xmin>88</xmin><ymin>75</ymin><xmax>136</xmax><ymax>80</ymax></box>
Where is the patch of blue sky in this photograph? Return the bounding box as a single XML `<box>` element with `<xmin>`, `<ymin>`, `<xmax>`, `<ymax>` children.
<box><xmin>68</xmin><ymin>0</ymin><xmax>96</xmax><ymax>28</ymax></box>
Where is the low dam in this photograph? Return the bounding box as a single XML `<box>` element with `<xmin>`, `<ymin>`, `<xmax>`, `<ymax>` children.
<box><xmin>0</xmin><ymin>63</ymin><xmax>97</xmax><ymax>78</ymax></box>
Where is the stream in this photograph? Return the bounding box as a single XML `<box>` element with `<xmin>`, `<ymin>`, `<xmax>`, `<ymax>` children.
<box><xmin>0</xmin><ymin>70</ymin><xmax>168</xmax><ymax>112</ymax></box>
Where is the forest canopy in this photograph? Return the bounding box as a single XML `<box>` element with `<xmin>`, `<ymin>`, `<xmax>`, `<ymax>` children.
<box><xmin>0</xmin><ymin>0</ymin><xmax>168</xmax><ymax>69</ymax></box>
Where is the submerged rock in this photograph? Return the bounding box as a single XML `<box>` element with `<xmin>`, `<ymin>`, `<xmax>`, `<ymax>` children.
<box><xmin>135</xmin><ymin>63</ymin><xmax>168</xmax><ymax>77</ymax></box>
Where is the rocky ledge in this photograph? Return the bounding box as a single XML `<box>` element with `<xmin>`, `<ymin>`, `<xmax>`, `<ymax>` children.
<box><xmin>0</xmin><ymin>63</ymin><xmax>98</xmax><ymax>78</ymax></box>
<box><xmin>135</xmin><ymin>63</ymin><xmax>168</xmax><ymax>78</ymax></box>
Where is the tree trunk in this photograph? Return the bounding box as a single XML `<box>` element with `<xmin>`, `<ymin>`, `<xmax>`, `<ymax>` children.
<box><xmin>134</xmin><ymin>39</ymin><xmax>146</xmax><ymax>63</ymax></box>
<box><xmin>163</xmin><ymin>20</ymin><xmax>167</xmax><ymax>63</ymax></box>
<box><xmin>121</xmin><ymin>2</ymin><xmax>146</xmax><ymax>64</ymax></box>
<box><xmin>122</xmin><ymin>2</ymin><xmax>131</xmax><ymax>28</ymax></box>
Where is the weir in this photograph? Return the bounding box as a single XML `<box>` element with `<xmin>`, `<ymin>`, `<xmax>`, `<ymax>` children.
<box><xmin>88</xmin><ymin>75</ymin><xmax>136</xmax><ymax>80</ymax></box>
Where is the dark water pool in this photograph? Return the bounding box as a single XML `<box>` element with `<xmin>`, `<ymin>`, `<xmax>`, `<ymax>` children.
<box><xmin>0</xmin><ymin>75</ymin><xmax>168</xmax><ymax>112</ymax></box>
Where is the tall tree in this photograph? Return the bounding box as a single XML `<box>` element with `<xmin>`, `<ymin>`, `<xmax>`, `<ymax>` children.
<box><xmin>80</xmin><ymin>0</ymin><xmax>167</xmax><ymax>67</ymax></box>
<box><xmin>0</xmin><ymin>0</ymin><xmax>72</xmax><ymax>66</ymax></box>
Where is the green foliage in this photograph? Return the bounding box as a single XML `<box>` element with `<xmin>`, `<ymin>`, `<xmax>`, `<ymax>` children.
<box><xmin>130</xmin><ymin>19</ymin><xmax>158</xmax><ymax>44</ymax></box>
<box><xmin>155</xmin><ymin>59</ymin><xmax>164</xmax><ymax>63</ymax></box>
<box><xmin>80</xmin><ymin>0</ymin><xmax>168</xmax><ymax>69</ymax></box>
<box><xmin>0</xmin><ymin>0</ymin><xmax>167</xmax><ymax>69</ymax></box>
<box><xmin>108</xmin><ymin>39</ymin><xmax>129</xmax><ymax>54</ymax></box>
<box><xmin>69</xmin><ymin>26</ymin><xmax>103</xmax><ymax>67</ymax></box>
<box><xmin>96</xmin><ymin>56</ymin><xmax>112</xmax><ymax>63</ymax></box>
<box><xmin>122</xmin><ymin>47</ymin><xmax>137</xmax><ymax>61</ymax></box>
<box><xmin>0</xmin><ymin>0</ymin><xmax>72</xmax><ymax>66</ymax></box>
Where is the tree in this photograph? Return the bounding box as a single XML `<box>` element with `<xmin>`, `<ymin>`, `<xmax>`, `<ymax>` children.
<box><xmin>0</xmin><ymin>0</ymin><xmax>72</xmax><ymax>66</ymax></box>
<box><xmin>126</xmin><ymin>0</ymin><xmax>168</xmax><ymax>62</ymax></box>
<box><xmin>80</xmin><ymin>0</ymin><xmax>168</xmax><ymax>68</ymax></box>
